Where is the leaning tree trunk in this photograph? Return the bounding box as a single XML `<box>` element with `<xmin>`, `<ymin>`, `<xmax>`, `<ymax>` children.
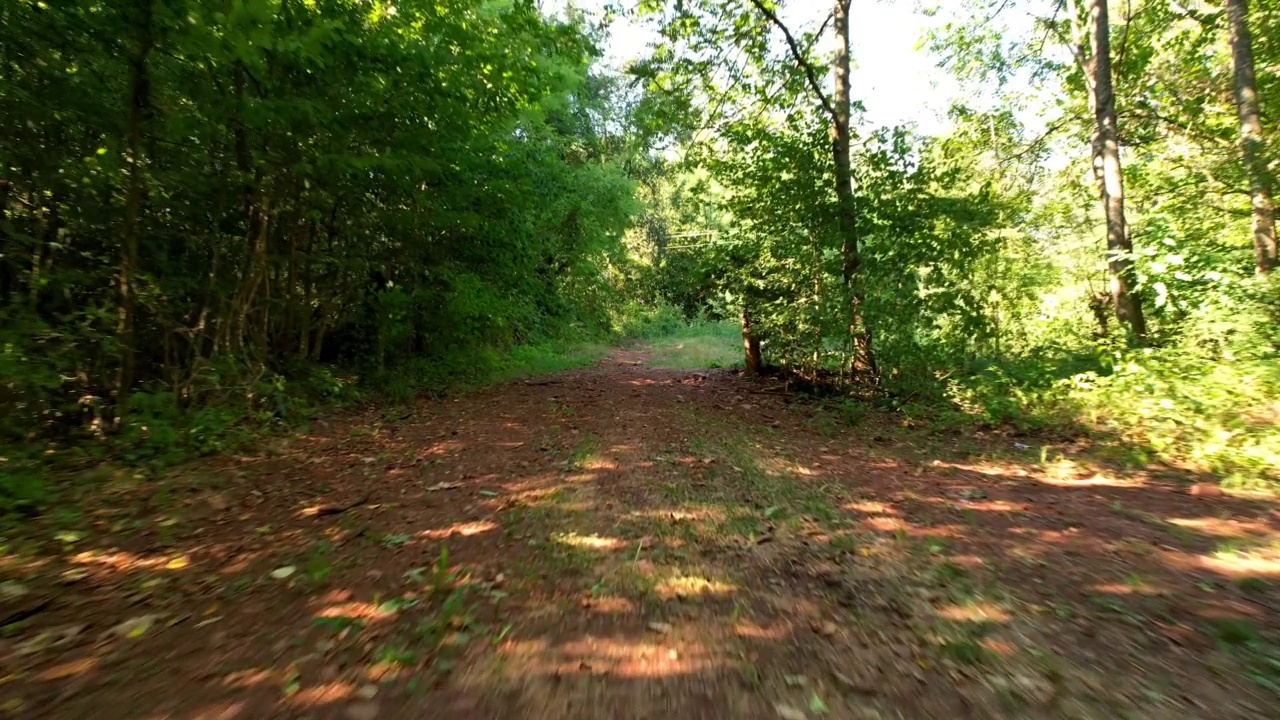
<box><xmin>832</xmin><ymin>0</ymin><xmax>877</xmax><ymax>377</ymax></box>
<box><xmin>1225</xmin><ymin>0</ymin><xmax>1278</xmax><ymax>274</ymax></box>
<box><xmin>1085</xmin><ymin>0</ymin><xmax>1147</xmax><ymax>341</ymax></box>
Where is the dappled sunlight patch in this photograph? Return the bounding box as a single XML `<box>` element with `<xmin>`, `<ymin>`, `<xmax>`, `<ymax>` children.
<box><xmin>1158</xmin><ymin>546</ymin><xmax>1280</xmax><ymax>578</ymax></box>
<box><xmin>585</xmin><ymin>596</ymin><xmax>636</xmax><ymax>614</ymax></box>
<box><xmin>844</xmin><ymin>500</ymin><xmax>897</xmax><ymax>515</ymax></box>
<box><xmin>560</xmin><ymin>637</ymin><xmax>715</xmax><ymax>678</ymax></box>
<box><xmin>936</xmin><ymin>602</ymin><xmax>1011</xmax><ymax>623</ymax></box>
<box><xmin>1167</xmin><ymin>517</ymin><xmax>1278</xmax><ymax>539</ymax></box>
<box><xmin>421</xmin><ymin>520</ymin><xmax>498</xmax><ymax>540</ymax></box>
<box><xmin>655</xmin><ymin>574</ymin><xmax>736</xmax><ymax>599</ymax></box>
<box><xmin>1203</xmin><ymin>551</ymin><xmax>1280</xmax><ymax>577</ymax></box>
<box><xmin>564</xmin><ymin>472</ymin><xmax>600</xmax><ymax>484</ymax></box>
<box><xmin>1038</xmin><ymin>473</ymin><xmax>1146</xmax><ymax>488</ymax></box>
<box><xmin>553</xmin><ymin>532</ymin><xmax>624</xmax><ymax>551</ymax></box>
<box><xmin>71</xmin><ymin>549</ymin><xmax>193</xmax><ymax>573</ymax></box>
<box><xmin>579</xmin><ymin>456</ymin><xmax>617</xmax><ymax>472</ymax></box>
<box><xmin>288</xmin><ymin>681</ymin><xmax>354</xmax><ymax>707</ymax></box>
<box><xmin>734</xmin><ymin>619</ymin><xmax>791</xmax><ymax>640</ymax></box>
<box><xmin>929</xmin><ymin>460</ymin><xmax>1029</xmax><ymax>478</ymax></box>
<box><xmin>508</xmin><ymin>482</ymin><xmax>572</xmax><ymax>505</ymax></box>
<box><xmin>758</xmin><ymin>455</ymin><xmax>818</xmax><ymax>478</ymax></box>
<box><xmin>315</xmin><ymin>600</ymin><xmax>397</xmax><ymax>621</ymax></box>
<box><xmin>630</xmin><ymin>506</ymin><xmax>728</xmax><ymax>523</ymax></box>
<box><xmin>959</xmin><ymin>500</ymin><xmax>1026</xmax><ymax>513</ymax></box>
<box><xmin>482</xmin><ymin>636</ymin><xmax>715</xmax><ymax>680</ymax></box>
<box><xmin>863</xmin><ymin>516</ymin><xmax>908</xmax><ymax>532</ymax></box>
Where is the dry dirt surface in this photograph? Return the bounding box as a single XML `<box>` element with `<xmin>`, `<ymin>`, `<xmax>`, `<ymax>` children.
<box><xmin>4</xmin><ymin>347</ymin><xmax>1280</xmax><ymax>719</ymax></box>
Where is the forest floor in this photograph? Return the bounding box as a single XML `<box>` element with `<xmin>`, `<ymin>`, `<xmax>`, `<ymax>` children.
<box><xmin>4</xmin><ymin>339</ymin><xmax>1280</xmax><ymax>719</ymax></box>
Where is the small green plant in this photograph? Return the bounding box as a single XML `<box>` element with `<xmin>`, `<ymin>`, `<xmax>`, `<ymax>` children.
<box><xmin>937</xmin><ymin>637</ymin><xmax>989</xmax><ymax>665</ymax></box>
<box><xmin>381</xmin><ymin>533</ymin><xmax>412</xmax><ymax>549</ymax></box>
<box><xmin>304</xmin><ymin>540</ymin><xmax>335</xmax><ymax>584</ymax></box>
<box><xmin>1238</xmin><ymin>577</ymin><xmax>1270</xmax><ymax>593</ymax></box>
<box><xmin>312</xmin><ymin>616</ymin><xmax>365</xmax><ymax>635</ymax></box>
<box><xmin>373</xmin><ymin>644</ymin><xmax>419</xmax><ymax>667</ymax></box>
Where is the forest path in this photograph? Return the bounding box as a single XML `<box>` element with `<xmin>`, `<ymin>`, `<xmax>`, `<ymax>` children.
<box><xmin>5</xmin><ymin>345</ymin><xmax>1280</xmax><ymax>719</ymax></box>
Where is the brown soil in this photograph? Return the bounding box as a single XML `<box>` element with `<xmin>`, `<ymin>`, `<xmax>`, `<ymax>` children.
<box><xmin>3</xmin><ymin>347</ymin><xmax>1280</xmax><ymax>719</ymax></box>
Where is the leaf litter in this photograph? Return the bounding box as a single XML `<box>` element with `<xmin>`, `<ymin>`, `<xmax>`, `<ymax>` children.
<box><xmin>1</xmin><ymin>347</ymin><xmax>1279</xmax><ymax>718</ymax></box>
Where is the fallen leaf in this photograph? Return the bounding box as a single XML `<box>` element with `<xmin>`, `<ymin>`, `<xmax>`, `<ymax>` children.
<box><xmin>60</xmin><ymin>568</ymin><xmax>90</xmax><ymax>583</ymax></box>
<box><xmin>111</xmin><ymin>615</ymin><xmax>160</xmax><ymax>640</ymax></box>
<box><xmin>647</xmin><ymin>621</ymin><xmax>672</xmax><ymax>634</ymax></box>
<box><xmin>784</xmin><ymin>674</ymin><xmax>808</xmax><ymax>687</ymax></box>
<box><xmin>808</xmin><ymin>692</ymin><xmax>829</xmax><ymax>715</ymax></box>
<box><xmin>774</xmin><ymin>703</ymin><xmax>806</xmax><ymax>720</ymax></box>
<box><xmin>425</xmin><ymin>481</ymin><xmax>463</xmax><ymax>492</ymax></box>
<box><xmin>0</xmin><ymin>581</ymin><xmax>28</xmax><ymax>600</ymax></box>
<box><xmin>270</xmin><ymin>566</ymin><xmax>297</xmax><ymax>580</ymax></box>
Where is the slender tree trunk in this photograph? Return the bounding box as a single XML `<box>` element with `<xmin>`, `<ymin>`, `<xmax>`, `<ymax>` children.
<box><xmin>117</xmin><ymin>0</ymin><xmax>154</xmax><ymax>419</ymax></box>
<box><xmin>1225</xmin><ymin>0</ymin><xmax>1278</xmax><ymax>274</ymax></box>
<box><xmin>742</xmin><ymin>305</ymin><xmax>762</xmax><ymax>376</ymax></box>
<box><xmin>832</xmin><ymin>0</ymin><xmax>877</xmax><ymax>376</ymax></box>
<box><xmin>1083</xmin><ymin>0</ymin><xmax>1146</xmax><ymax>340</ymax></box>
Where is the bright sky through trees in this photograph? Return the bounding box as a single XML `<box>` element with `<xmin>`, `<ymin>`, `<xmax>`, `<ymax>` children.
<box><xmin>552</xmin><ymin>0</ymin><xmax>1053</xmax><ymax>135</ymax></box>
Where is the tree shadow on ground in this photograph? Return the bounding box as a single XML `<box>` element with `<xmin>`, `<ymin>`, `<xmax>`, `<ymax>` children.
<box><xmin>2</xmin><ymin>350</ymin><xmax>1279</xmax><ymax>719</ymax></box>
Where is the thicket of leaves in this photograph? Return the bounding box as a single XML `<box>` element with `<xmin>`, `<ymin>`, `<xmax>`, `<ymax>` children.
<box><xmin>631</xmin><ymin>0</ymin><xmax>1280</xmax><ymax>482</ymax></box>
<box><xmin>0</xmin><ymin>0</ymin><xmax>637</xmax><ymax>478</ymax></box>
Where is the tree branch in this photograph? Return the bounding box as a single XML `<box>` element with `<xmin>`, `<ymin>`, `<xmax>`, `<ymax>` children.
<box><xmin>747</xmin><ymin>0</ymin><xmax>838</xmax><ymax>121</ymax></box>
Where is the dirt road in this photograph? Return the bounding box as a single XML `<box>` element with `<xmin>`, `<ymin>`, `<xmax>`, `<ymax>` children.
<box><xmin>4</xmin><ymin>347</ymin><xmax>1279</xmax><ymax>718</ymax></box>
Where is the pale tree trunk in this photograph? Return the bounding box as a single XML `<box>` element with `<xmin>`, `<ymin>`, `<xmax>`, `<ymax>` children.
<box><xmin>742</xmin><ymin>306</ymin><xmax>762</xmax><ymax>376</ymax></box>
<box><xmin>1225</xmin><ymin>0</ymin><xmax>1278</xmax><ymax>274</ymax></box>
<box><xmin>832</xmin><ymin>0</ymin><xmax>877</xmax><ymax>376</ymax></box>
<box><xmin>1080</xmin><ymin>0</ymin><xmax>1146</xmax><ymax>340</ymax></box>
<box><xmin>117</xmin><ymin>0</ymin><xmax>154</xmax><ymax>420</ymax></box>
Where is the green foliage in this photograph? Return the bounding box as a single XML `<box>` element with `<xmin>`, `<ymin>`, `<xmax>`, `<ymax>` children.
<box><xmin>0</xmin><ymin>0</ymin><xmax>648</xmax><ymax>507</ymax></box>
<box><xmin>628</xmin><ymin>0</ymin><xmax>1280</xmax><ymax>486</ymax></box>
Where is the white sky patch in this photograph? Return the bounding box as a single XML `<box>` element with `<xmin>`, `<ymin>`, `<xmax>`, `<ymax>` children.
<box><xmin>545</xmin><ymin>0</ymin><xmax>1059</xmax><ymax>136</ymax></box>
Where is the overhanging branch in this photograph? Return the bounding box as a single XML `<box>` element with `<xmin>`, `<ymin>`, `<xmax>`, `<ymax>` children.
<box><xmin>747</xmin><ymin>0</ymin><xmax>838</xmax><ymax>121</ymax></box>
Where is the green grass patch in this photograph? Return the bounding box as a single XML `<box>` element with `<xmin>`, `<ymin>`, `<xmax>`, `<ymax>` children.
<box><xmin>647</xmin><ymin>321</ymin><xmax>742</xmax><ymax>370</ymax></box>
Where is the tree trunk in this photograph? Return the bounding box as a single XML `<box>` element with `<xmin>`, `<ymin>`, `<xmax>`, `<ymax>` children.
<box><xmin>1225</xmin><ymin>0</ymin><xmax>1277</xmax><ymax>274</ymax></box>
<box><xmin>742</xmin><ymin>306</ymin><xmax>762</xmax><ymax>376</ymax></box>
<box><xmin>1084</xmin><ymin>0</ymin><xmax>1146</xmax><ymax>340</ymax></box>
<box><xmin>116</xmin><ymin>0</ymin><xmax>154</xmax><ymax>420</ymax></box>
<box><xmin>832</xmin><ymin>0</ymin><xmax>877</xmax><ymax>376</ymax></box>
